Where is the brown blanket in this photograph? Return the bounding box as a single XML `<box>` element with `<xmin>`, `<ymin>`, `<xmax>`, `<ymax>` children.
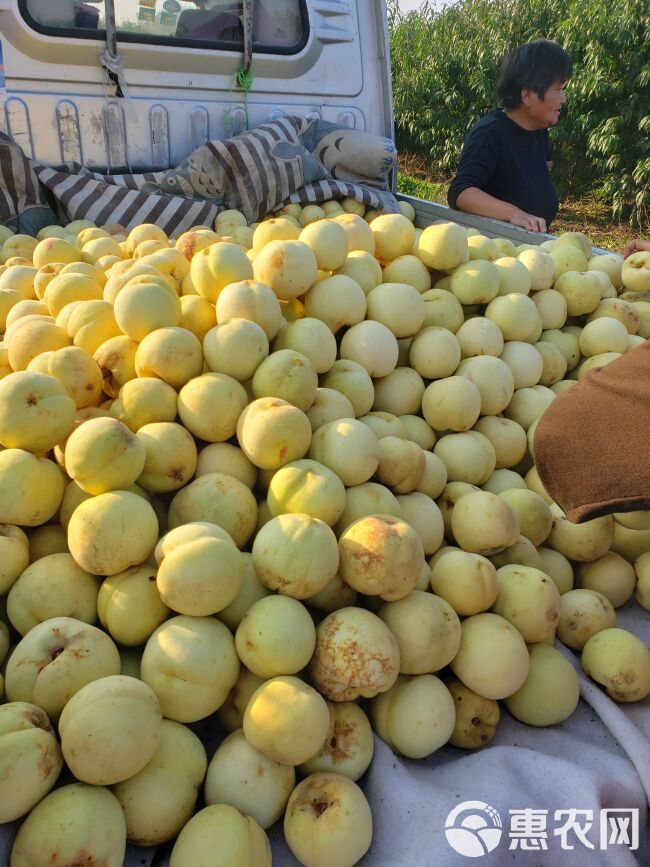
<box><xmin>534</xmin><ymin>341</ymin><xmax>650</xmax><ymax>522</ymax></box>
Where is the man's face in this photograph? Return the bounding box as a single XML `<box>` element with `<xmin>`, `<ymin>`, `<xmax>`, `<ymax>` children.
<box><xmin>523</xmin><ymin>80</ymin><xmax>568</xmax><ymax>129</ymax></box>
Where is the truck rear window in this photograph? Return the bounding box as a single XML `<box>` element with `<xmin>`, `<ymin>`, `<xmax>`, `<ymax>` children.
<box><xmin>21</xmin><ymin>1</ymin><xmax>306</xmax><ymax>54</ymax></box>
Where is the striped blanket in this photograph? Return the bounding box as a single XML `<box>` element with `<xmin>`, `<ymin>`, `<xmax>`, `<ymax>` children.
<box><xmin>0</xmin><ymin>132</ymin><xmax>55</xmax><ymax>235</ymax></box>
<box><xmin>1</xmin><ymin>115</ymin><xmax>398</xmax><ymax>236</ymax></box>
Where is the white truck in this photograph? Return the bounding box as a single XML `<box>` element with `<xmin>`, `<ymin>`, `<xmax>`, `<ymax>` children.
<box><xmin>0</xmin><ymin>0</ymin><xmax>552</xmax><ymax>247</ymax></box>
<box><xmin>0</xmin><ymin>4</ymin><xmax>646</xmax><ymax>867</ymax></box>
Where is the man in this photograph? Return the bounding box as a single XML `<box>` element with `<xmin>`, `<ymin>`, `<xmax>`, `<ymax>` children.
<box><xmin>448</xmin><ymin>39</ymin><xmax>572</xmax><ymax>233</ymax></box>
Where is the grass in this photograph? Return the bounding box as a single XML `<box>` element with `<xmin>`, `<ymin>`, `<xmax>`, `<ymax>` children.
<box><xmin>551</xmin><ymin>200</ymin><xmax>636</xmax><ymax>253</ymax></box>
<box><xmin>396</xmin><ymin>174</ymin><xmax>447</xmax><ymax>203</ymax></box>
<box><xmin>396</xmin><ymin>152</ymin><xmax>648</xmax><ymax>253</ymax></box>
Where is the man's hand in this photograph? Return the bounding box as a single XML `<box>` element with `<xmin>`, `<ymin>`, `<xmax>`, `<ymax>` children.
<box><xmin>623</xmin><ymin>238</ymin><xmax>650</xmax><ymax>259</ymax></box>
<box><xmin>508</xmin><ymin>208</ymin><xmax>547</xmax><ymax>233</ymax></box>
<box><xmin>455</xmin><ymin>187</ymin><xmax>548</xmax><ymax>232</ymax></box>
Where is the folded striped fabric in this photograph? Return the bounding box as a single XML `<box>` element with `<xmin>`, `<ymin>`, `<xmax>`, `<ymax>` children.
<box><xmin>1</xmin><ymin>114</ymin><xmax>398</xmax><ymax>236</ymax></box>
<box><xmin>0</xmin><ymin>132</ymin><xmax>57</xmax><ymax>234</ymax></box>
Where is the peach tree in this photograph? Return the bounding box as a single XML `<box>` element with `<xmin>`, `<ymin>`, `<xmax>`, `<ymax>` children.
<box><xmin>389</xmin><ymin>0</ymin><xmax>650</xmax><ymax>225</ymax></box>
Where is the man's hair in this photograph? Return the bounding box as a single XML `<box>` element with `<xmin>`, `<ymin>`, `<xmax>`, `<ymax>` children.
<box><xmin>497</xmin><ymin>39</ymin><xmax>573</xmax><ymax>108</ymax></box>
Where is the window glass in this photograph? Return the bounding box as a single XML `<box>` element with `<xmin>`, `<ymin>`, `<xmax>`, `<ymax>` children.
<box><xmin>23</xmin><ymin>0</ymin><xmax>304</xmax><ymax>51</ymax></box>
<box><xmin>24</xmin><ymin>0</ymin><xmax>88</xmax><ymax>30</ymax></box>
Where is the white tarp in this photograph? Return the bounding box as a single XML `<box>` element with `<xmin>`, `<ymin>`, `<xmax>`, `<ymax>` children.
<box><xmin>1</xmin><ymin>603</ymin><xmax>648</xmax><ymax>866</ymax></box>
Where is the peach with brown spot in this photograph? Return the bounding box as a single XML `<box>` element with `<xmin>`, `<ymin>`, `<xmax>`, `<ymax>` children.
<box><xmin>309</xmin><ymin>606</ymin><xmax>400</xmax><ymax>701</ymax></box>
<box><xmin>338</xmin><ymin>514</ymin><xmax>423</xmax><ymax>601</ymax></box>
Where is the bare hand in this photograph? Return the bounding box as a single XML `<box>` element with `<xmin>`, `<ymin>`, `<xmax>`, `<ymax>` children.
<box><xmin>623</xmin><ymin>238</ymin><xmax>650</xmax><ymax>259</ymax></box>
<box><xmin>508</xmin><ymin>208</ymin><xmax>547</xmax><ymax>233</ymax></box>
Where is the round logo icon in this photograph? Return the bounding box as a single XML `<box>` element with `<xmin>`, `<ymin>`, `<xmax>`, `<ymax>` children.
<box><xmin>445</xmin><ymin>801</ymin><xmax>503</xmax><ymax>858</ymax></box>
